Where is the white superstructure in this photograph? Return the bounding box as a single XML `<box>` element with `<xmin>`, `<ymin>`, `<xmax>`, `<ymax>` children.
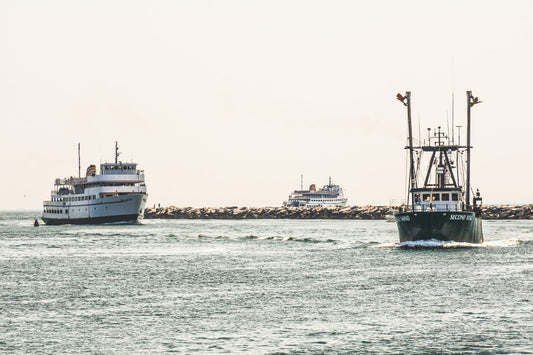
<box><xmin>284</xmin><ymin>177</ymin><xmax>348</xmax><ymax>207</ymax></box>
<box><xmin>42</xmin><ymin>143</ymin><xmax>148</xmax><ymax>225</ymax></box>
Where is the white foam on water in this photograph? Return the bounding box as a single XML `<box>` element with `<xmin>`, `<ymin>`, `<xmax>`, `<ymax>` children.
<box><xmin>482</xmin><ymin>238</ymin><xmax>521</xmax><ymax>247</ymax></box>
<box><xmin>400</xmin><ymin>239</ymin><xmax>451</xmax><ymax>248</ymax></box>
<box><xmin>375</xmin><ymin>238</ymin><xmax>522</xmax><ymax>248</ymax></box>
<box><xmin>372</xmin><ymin>242</ymin><xmax>397</xmax><ymax>248</ymax></box>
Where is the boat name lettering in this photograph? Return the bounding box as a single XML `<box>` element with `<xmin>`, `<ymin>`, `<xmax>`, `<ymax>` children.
<box><xmin>449</xmin><ymin>214</ymin><xmax>473</xmax><ymax>221</ymax></box>
<box><xmin>397</xmin><ymin>215</ymin><xmax>410</xmax><ymax>222</ymax></box>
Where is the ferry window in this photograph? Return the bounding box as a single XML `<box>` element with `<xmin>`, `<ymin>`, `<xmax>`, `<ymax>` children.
<box><xmin>433</xmin><ymin>195</ymin><xmax>440</xmax><ymax>201</ymax></box>
<box><xmin>423</xmin><ymin>194</ymin><xmax>430</xmax><ymax>202</ymax></box>
<box><xmin>452</xmin><ymin>193</ymin><xmax>459</xmax><ymax>201</ymax></box>
<box><xmin>442</xmin><ymin>194</ymin><xmax>450</xmax><ymax>201</ymax></box>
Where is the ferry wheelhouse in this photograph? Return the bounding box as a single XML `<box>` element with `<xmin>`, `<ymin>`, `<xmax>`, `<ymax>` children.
<box><xmin>42</xmin><ymin>143</ymin><xmax>148</xmax><ymax>225</ymax></box>
<box><xmin>394</xmin><ymin>91</ymin><xmax>483</xmax><ymax>243</ymax></box>
<box><xmin>284</xmin><ymin>177</ymin><xmax>348</xmax><ymax>207</ymax></box>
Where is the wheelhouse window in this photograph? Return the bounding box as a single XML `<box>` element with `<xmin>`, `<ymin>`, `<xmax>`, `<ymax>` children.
<box><xmin>441</xmin><ymin>193</ymin><xmax>450</xmax><ymax>201</ymax></box>
<box><xmin>451</xmin><ymin>193</ymin><xmax>459</xmax><ymax>201</ymax></box>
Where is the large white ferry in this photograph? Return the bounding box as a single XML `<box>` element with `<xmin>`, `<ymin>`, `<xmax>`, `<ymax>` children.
<box><xmin>42</xmin><ymin>143</ymin><xmax>148</xmax><ymax>225</ymax></box>
<box><xmin>284</xmin><ymin>177</ymin><xmax>348</xmax><ymax>207</ymax></box>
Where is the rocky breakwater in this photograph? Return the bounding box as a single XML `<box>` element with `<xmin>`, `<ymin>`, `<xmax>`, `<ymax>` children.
<box><xmin>144</xmin><ymin>206</ymin><xmax>392</xmax><ymax>219</ymax></box>
<box><xmin>481</xmin><ymin>205</ymin><xmax>533</xmax><ymax>219</ymax></box>
<box><xmin>144</xmin><ymin>205</ymin><xmax>533</xmax><ymax>220</ymax></box>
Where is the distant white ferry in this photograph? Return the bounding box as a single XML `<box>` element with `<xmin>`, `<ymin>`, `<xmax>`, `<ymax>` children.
<box><xmin>284</xmin><ymin>177</ymin><xmax>348</xmax><ymax>207</ymax></box>
<box><xmin>42</xmin><ymin>143</ymin><xmax>148</xmax><ymax>225</ymax></box>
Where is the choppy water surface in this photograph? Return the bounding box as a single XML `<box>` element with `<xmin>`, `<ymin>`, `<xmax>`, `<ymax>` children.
<box><xmin>1</xmin><ymin>211</ymin><xmax>532</xmax><ymax>354</ymax></box>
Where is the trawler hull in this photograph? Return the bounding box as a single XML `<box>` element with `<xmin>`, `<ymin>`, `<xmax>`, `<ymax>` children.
<box><xmin>394</xmin><ymin>211</ymin><xmax>483</xmax><ymax>243</ymax></box>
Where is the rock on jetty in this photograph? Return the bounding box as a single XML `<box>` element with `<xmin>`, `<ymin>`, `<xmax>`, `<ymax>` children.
<box><xmin>143</xmin><ymin>205</ymin><xmax>533</xmax><ymax>220</ymax></box>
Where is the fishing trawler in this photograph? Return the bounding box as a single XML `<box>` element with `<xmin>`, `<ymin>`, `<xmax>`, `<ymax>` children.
<box><xmin>42</xmin><ymin>142</ymin><xmax>148</xmax><ymax>225</ymax></box>
<box><xmin>284</xmin><ymin>177</ymin><xmax>348</xmax><ymax>207</ymax></box>
<box><xmin>394</xmin><ymin>91</ymin><xmax>483</xmax><ymax>243</ymax></box>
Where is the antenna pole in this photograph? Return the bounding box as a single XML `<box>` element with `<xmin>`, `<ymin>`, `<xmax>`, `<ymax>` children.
<box><xmin>78</xmin><ymin>143</ymin><xmax>81</xmax><ymax>178</ymax></box>
<box><xmin>451</xmin><ymin>92</ymin><xmax>455</xmax><ymax>144</ymax></box>
<box><xmin>418</xmin><ymin>114</ymin><xmax>421</xmax><ymax>146</ymax></box>
<box><xmin>301</xmin><ymin>174</ymin><xmax>303</xmax><ymax>190</ymax></box>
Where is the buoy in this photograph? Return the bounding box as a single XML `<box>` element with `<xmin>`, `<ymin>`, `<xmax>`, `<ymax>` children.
<box><xmin>34</xmin><ymin>219</ymin><xmax>39</xmax><ymax>227</ymax></box>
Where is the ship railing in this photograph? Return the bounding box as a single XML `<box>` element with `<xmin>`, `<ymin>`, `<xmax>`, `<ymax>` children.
<box><xmin>66</xmin><ymin>177</ymin><xmax>88</xmax><ymax>184</ymax></box>
<box><xmin>402</xmin><ymin>203</ymin><xmax>463</xmax><ymax>212</ymax></box>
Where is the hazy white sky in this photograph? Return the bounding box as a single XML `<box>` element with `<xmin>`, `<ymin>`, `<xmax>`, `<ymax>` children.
<box><xmin>1</xmin><ymin>0</ymin><xmax>533</xmax><ymax>209</ymax></box>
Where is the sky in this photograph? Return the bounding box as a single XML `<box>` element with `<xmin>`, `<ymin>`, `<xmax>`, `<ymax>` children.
<box><xmin>1</xmin><ymin>0</ymin><xmax>533</xmax><ymax>210</ymax></box>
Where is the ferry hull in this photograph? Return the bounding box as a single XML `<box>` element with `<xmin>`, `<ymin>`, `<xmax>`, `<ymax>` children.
<box><xmin>43</xmin><ymin>194</ymin><xmax>147</xmax><ymax>225</ymax></box>
<box><xmin>394</xmin><ymin>211</ymin><xmax>483</xmax><ymax>243</ymax></box>
<box><xmin>43</xmin><ymin>213</ymin><xmax>140</xmax><ymax>225</ymax></box>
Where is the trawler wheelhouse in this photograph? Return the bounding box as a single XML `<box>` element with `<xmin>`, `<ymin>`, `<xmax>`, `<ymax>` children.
<box><xmin>408</xmin><ymin>129</ymin><xmax>472</xmax><ymax>213</ymax></box>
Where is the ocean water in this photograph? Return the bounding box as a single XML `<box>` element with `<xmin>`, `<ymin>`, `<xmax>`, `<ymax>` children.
<box><xmin>1</xmin><ymin>211</ymin><xmax>532</xmax><ymax>354</ymax></box>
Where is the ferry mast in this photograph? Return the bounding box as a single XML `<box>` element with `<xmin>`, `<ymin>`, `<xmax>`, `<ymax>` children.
<box><xmin>115</xmin><ymin>141</ymin><xmax>120</xmax><ymax>164</ymax></box>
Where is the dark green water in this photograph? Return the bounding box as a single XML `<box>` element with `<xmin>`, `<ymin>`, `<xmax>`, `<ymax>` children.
<box><xmin>1</xmin><ymin>211</ymin><xmax>532</xmax><ymax>354</ymax></box>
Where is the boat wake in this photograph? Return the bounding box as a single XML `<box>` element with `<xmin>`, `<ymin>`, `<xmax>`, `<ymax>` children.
<box><xmin>375</xmin><ymin>238</ymin><xmax>523</xmax><ymax>249</ymax></box>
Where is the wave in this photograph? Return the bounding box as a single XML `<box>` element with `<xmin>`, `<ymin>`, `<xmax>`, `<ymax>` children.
<box><xmin>102</xmin><ymin>221</ymin><xmax>142</xmax><ymax>225</ymax></box>
<box><xmin>193</xmin><ymin>234</ymin><xmax>339</xmax><ymax>244</ymax></box>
